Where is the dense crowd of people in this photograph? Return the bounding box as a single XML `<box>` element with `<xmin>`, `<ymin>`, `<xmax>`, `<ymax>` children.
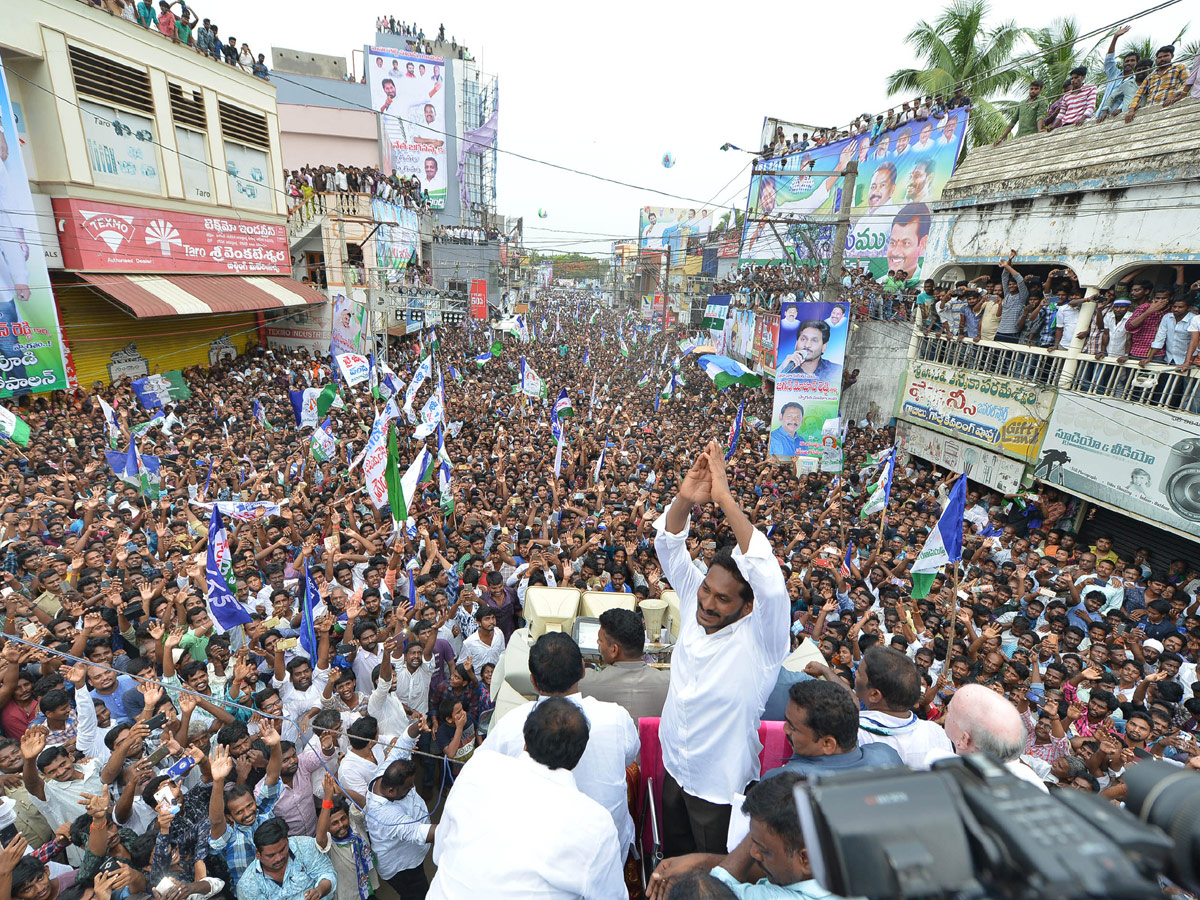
<box><xmin>0</xmin><ymin>290</ymin><xmax>1195</xmax><ymax>900</ymax></box>
<box><xmin>285</xmin><ymin>165</ymin><xmax>430</xmax><ymax>216</ymax></box>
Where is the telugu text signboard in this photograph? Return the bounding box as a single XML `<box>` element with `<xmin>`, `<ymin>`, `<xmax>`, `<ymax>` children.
<box><xmin>896</xmin><ymin>420</ymin><xmax>1027</xmax><ymax>494</ymax></box>
<box><xmin>895</xmin><ymin>360</ymin><xmax>1052</xmax><ymax>462</ymax></box>
<box><xmin>0</xmin><ymin>63</ymin><xmax>70</xmax><ymax>396</ymax></box>
<box><xmin>1036</xmin><ymin>396</ymin><xmax>1200</xmax><ymax>538</ymax></box>
<box><xmin>52</xmin><ymin>198</ymin><xmax>289</xmax><ymax>275</ymax></box>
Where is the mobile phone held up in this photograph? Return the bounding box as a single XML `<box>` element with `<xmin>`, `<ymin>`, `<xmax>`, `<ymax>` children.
<box><xmin>165</xmin><ymin>755</ymin><xmax>195</xmax><ymax>781</ymax></box>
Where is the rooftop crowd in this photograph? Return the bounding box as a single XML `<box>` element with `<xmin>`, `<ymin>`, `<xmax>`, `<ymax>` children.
<box><xmin>78</xmin><ymin>0</ymin><xmax>270</xmax><ymax>80</ymax></box>
<box><xmin>760</xmin><ymin>33</ymin><xmax>1198</xmax><ymax>159</ymax></box>
<box><xmin>0</xmin><ymin>290</ymin><xmax>1195</xmax><ymax>899</ymax></box>
<box><xmin>372</xmin><ymin>19</ymin><xmax>473</xmax><ymax>62</ymax></box>
<box><xmin>285</xmin><ymin>166</ymin><xmax>430</xmax><ymax>216</ymax></box>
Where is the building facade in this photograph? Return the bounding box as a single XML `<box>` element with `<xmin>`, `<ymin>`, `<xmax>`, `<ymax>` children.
<box><xmin>909</xmin><ymin>101</ymin><xmax>1200</xmax><ymax>546</ymax></box>
<box><xmin>2</xmin><ymin>0</ymin><xmax>325</xmax><ymax>390</ymax></box>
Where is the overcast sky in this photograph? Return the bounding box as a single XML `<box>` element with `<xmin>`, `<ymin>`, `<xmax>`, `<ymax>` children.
<box><xmin>200</xmin><ymin>0</ymin><xmax>1192</xmax><ymax>256</ymax></box>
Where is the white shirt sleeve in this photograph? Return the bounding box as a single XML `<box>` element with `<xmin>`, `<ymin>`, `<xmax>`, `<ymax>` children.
<box><xmin>652</xmin><ymin>510</ymin><xmax>704</xmax><ymax>617</ymax></box>
<box><xmin>732</xmin><ymin>529</ymin><xmax>791</xmax><ymax>663</ymax></box>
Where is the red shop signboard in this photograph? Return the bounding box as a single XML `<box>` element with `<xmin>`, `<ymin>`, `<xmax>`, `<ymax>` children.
<box><xmin>52</xmin><ymin>198</ymin><xmax>289</xmax><ymax>275</ymax></box>
<box><xmin>469</xmin><ymin>279</ymin><xmax>488</xmax><ymax>319</ymax></box>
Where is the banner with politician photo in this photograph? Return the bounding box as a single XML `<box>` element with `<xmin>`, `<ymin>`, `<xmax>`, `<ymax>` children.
<box><xmin>638</xmin><ymin>207</ymin><xmax>714</xmax><ymax>266</ymax></box>
<box><xmin>769</xmin><ymin>300</ymin><xmax>849</xmax><ymax>463</ymax></box>
<box><xmin>0</xmin><ymin>63</ymin><xmax>70</xmax><ymax>397</ymax></box>
<box><xmin>367</xmin><ymin>46</ymin><xmax>448</xmax><ymax>209</ymax></box>
<box><xmin>740</xmin><ymin>110</ymin><xmax>968</xmax><ymax>279</ymax></box>
<box><xmin>331</xmin><ymin>293</ymin><xmax>368</xmax><ymax>357</ymax></box>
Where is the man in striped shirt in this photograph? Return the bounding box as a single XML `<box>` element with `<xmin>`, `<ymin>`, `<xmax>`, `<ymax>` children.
<box><xmin>1054</xmin><ymin>67</ymin><xmax>1097</xmax><ymax>126</ymax></box>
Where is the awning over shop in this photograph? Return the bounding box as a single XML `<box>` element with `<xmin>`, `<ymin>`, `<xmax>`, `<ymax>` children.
<box><xmin>73</xmin><ymin>273</ymin><xmax>327</xmax><ymax>318</ymax></box>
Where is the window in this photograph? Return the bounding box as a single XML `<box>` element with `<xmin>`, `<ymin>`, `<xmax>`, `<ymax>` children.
<box><xmin>79</xmin><ymin>99</ymin><xmax>161</xmax><ymax>195</ymax></box>
<box><xmin>224</xmin><ymin>141</ymin><xmax>273</xmax><ymax>211</ymax></box>
<box><xmin>175</xmin><ymin>127</ymin><xmax>212</xmax><ymax>202</ymax></box>
<box><xmin>69</xmin><ymin>46</ymin><xmax>153</xmax><ymax>114</ymax></box>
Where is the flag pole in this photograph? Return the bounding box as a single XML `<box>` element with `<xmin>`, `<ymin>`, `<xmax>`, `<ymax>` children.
<box><xmin>944</xmin><ymin>563</ymin><xmax>962</xmax><ymax>671</ymax></box>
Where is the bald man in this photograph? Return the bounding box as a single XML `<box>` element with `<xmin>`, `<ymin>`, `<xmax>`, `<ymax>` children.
<box><xmin>933</xmin><ymin>684</ymin><xmax>1048</xmax><ymax>792</ymax></box>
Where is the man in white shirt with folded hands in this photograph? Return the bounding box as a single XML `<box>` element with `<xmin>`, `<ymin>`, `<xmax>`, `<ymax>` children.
<box><xmin>654</xmin><ymin>439</ymin><xmax>790</xmax><ymax>857</ymax></box>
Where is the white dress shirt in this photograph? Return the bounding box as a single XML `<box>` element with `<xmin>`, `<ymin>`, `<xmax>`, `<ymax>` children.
<box><xmin>273</xmin><ymin>667</ymin><xmax>330</xmax><ymax>744</ymax></box>
<box><xmin>458</xmin><ymin>629</ymin><xmax>506</xmax><ymax>675</ymax></box>
<box><xmin>653</xmin><ymin>512</ymin><xmax>790</xmax><ymax>804</ymax></box>
<box><xmin>364</xmin><ymin>777</ymin><xmax>431</xmax><ymax>878</ymax></box>
<box><xmin>1151</xmin><ymin>311</ymin><xmax>1196</xmax><ymax>364</ymax></box>
<box><xmin>858</xmin><ymin>710</ymin><xmax>953</xmax><ymax>769</ymax></box>
<box><xmin>484</xmin><ymin>694</ymin><xmax>640</xmax><ymax>849</ymax></box>
<box><xmin>429</xmin><ymin>749</ymin><xmax>626</xmax><ymax>900</ymax></box>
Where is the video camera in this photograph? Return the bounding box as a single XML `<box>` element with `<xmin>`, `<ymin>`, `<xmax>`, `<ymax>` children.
<box><xmin>794</xmin><ymin>754</ymin><xmax>1199</xmax><ymax>900</ymax></box>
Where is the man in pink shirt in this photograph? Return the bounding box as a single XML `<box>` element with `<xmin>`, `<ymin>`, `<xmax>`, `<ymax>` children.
<box><xmin>1054</xmin><ymin>66</ymin><xmax>1098</xmax><ymax>126</ymax></box>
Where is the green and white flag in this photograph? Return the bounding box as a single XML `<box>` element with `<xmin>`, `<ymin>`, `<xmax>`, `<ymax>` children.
<box><xmin>858</xmin><ymin>449</ymin><xmax>895</xmax><ymax>521</ymax></box>
<box><xmin>910</xmin><ymin>478</ymin><xmax>967</xmax><ymax>599</ymax></box>
<box><xmin>311</xmin><ymin>417</ymin><xmax>337</xmax><ymax>463</ymax></box>
<box><xmin>519</xmin><ymin>356</ymin><xmax>547</xmax><ymax>398</ymax></box>
<box><xmin>0</xmin><ymin>407</ymin><xmax>30</xmax><ymax>447</ymax></box>
<box><xmin>619</xmin><ymin>338</ymin><xmax>630</xmax><ymax>358</ymax></box>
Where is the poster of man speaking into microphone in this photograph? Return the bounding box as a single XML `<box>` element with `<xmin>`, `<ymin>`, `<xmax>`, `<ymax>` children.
<box><xmin>769</xmin><ymin>300</ymin><xmax>848</xmax><ymax>463</ymax></box>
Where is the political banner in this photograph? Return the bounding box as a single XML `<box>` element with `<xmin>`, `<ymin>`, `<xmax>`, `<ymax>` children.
<box><xmin>0</xmin><ymin>63</ymin><xmax>70</xmax><ymax>397</ymax></box>
<box><xmin>335</xmin><ymin>353</ymin><xmax>371</xmax><ymax>387</ymax></box>
<box><xmin>756</xmin><ymin>313</ymin><xmax>780</xmax><ymax>372</ymax></box>
<box><xmin>896</xmin><ymin>420</ymin><xmax>1026</xmax><ymax>494</ymax></box>
<box><xmin>639</xmin><ymin>207</ymin><xmax>714</xmax><ymax>266</ymax></box>
<box><xmin>368</xmin><ymin>47</ymin><xmax>448</xmax><ymax>209</ymax></box>
<box><xmin>331</xmin><ymin>293</ymin><xmax>367</xmax><ymax>357</ymax></box>
<box><xmin>769</xmin><ymin>300</ymin><xmax>850</xmax><ymax>465</ymax></box>
<box><xmin>740</xmin><ymin>110</ymin><xmax>968</xmax><ymax>279</ymax></box>
<box><xmin>703</xmin><ymin>294</ymin><xmax>731</xmax><ymax>336</ymax></box>
<box><xmin>369</xmin><ymin>198</ymin><xmax>420</xmax><ymax>275</ymax></box>
<box><xmin>1035</xmin><ymin>396</ymin><xmax>1200</xmax><ymax>540</ymax></box>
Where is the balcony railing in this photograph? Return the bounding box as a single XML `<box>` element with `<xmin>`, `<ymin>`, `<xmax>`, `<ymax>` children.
<box><xmin>913</xmin><ymin>328</ymin><xmax>1200</xmax><ymax>418</ymax></box>
<box><xmin>286</xmin><ymin>191</ymin><xmax>428</xmax><ymax>239</ymax></box>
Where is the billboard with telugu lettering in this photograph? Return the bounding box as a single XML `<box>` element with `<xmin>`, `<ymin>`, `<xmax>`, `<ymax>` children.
<box><xmin>367</xmin><ymin>46</ymin><xmax>448</xmax><ymax>209</ymax></box>
<box><xmin>0</xmin><ymin>63</ymin><xmax>70</xmax><ymax>396</ymax></box>
<box><xmin>1036</xmin><ymin>396</ymin><xmax>1200</xmax><ymax>539</ymax></box>
<box><xmin>740</xmin><ymin>110</ymin><xmax>968</xmax><ymax>279</ymax></box>
<box><xmin>470</xmin><ymin>279</ymin><xmax>487</xmax><ymax>320</ymax></box>
<box><xmin>52</xmin><ymin>198</ymin><xmax>289</xmax><ymax>275</ymax></box>
<box><xmin>895</xmin><ymin>360</ymin><xmax>1053</xmax><ymax>462</ymax></box>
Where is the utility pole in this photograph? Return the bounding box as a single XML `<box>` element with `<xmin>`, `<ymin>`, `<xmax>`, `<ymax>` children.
<box><xmin>822</xmin><ymin>160</ymin><xmax>858</xmax><ymax>304</ymax></box>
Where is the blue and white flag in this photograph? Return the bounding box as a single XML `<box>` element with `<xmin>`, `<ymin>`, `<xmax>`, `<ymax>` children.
<box><xmin>859</xmin><ymin>446</ymin><xmax>897</xmax><ymax>521</ymax></box>
<box><xmin>404</xmin><ymin>355</ymin><xmax>434</xmax><ymax>424</ymax></box>
<box><xmin>724</xmin><ymin>398</ymin><xmax>745</xmax><ymax>461</ymax></box>
<box><xmin>437</xmin><ymin>426</ymin><xmax>454</xmax><ymax>513</ymax></box>
<box><xmin>97</xmin><ymin>396</ymin><xmax>122</xmax><ymax>448</ymax></box>
<box><xmin>474</xmin><ymin>351</ymin><xmax>493</xmax><ymax>366</ymax></box>
<box><xmin>378</xmin><ymin>366</ymin><xmax>404</xmax><ymax>403</ymax></box>
<box><xmin>205</xmin><ymin>506</ymin><xmax>252</xmax><ymax>632</ymax></box>
<box><xmin>299</xmin><ymin>561</ymin><xmax>321</xmax><ymax>659</ymax></box>
<box><xmin>551</xmin><ymin>388</ymin><xmax>570</xmax><ymax>478</ymax></box>
<box><xmin>593</xmin><ymin>444</ymin><xmax>606</xmax><ymax>484</ymax></box>
<box><xmin>252</xmin><ymin>399</ymin><xmax>272</xmax><ymax>431</ymax></box>
<box><xmin>910</xmin><ymin>477</ymin><xmax>968</xmax><ymax>599</ymax></box>
<box><xmin>840</xmin><ymin>542</ymin><xmax>855</xmax><ymax>578</ymax></box>
<box><xmin>192</xmin><ymin>499</ymin><xmax>282</xmax><ymax>522</ymax></box>
<box><xmin>582</xmin><ymin>348</ymin><xmax>590</xmax><ymax>367</ymax></box>
<box><xmin>104</xmin><ymin>437</ymin><xmax>161</xmax><ymax>498</ymax></box>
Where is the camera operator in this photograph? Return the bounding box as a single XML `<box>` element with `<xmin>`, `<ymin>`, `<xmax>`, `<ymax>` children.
<box><xmin>648</xmin><ymin>771</ymin><xmax>826</xmax><ymax>900</ymax></box>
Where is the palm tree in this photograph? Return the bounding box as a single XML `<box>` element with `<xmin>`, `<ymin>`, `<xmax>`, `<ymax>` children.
<box><xmin>1017</xmin><ymin>18</ymin><xmax>1105</xmax><ymax>103</ymax></box>
<box><xmin>887</xmin><ymin>0</ymin><xmax>1024</xmax><ymax>149</ymax></box>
